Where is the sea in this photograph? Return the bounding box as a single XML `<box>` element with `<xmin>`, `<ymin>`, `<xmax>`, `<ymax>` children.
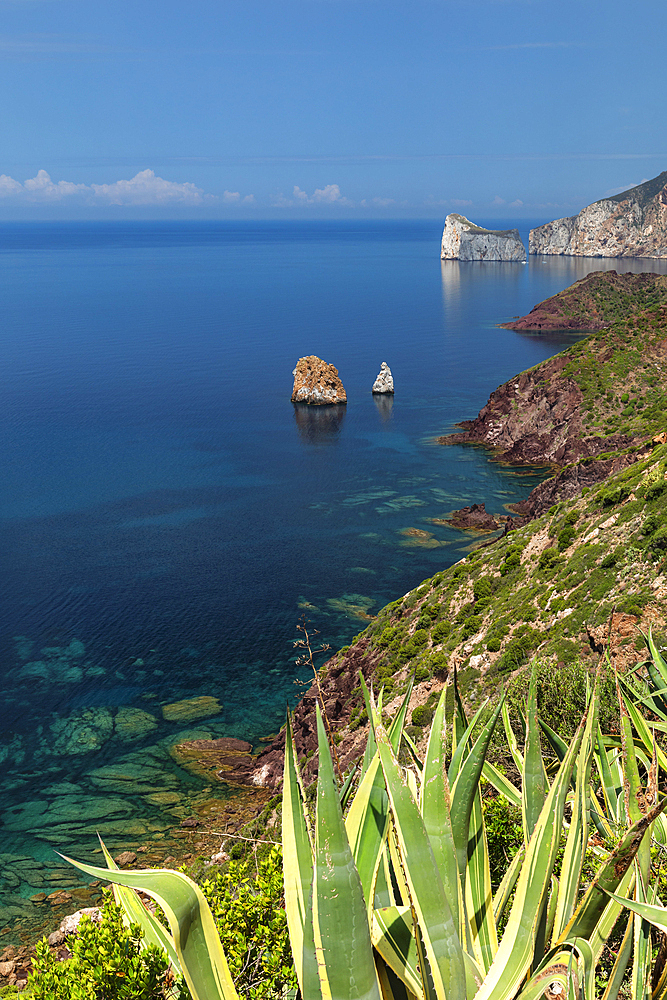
<box><xmin>1</xmin><ymin>219</ymin><xmax>666</xmax><ymax>938</ymax></box>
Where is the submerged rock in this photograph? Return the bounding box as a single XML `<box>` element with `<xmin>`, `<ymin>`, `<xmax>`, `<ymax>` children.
<box><xmin>441</xmin><ymin>214</ymin><xmax>526</xmax><ymax>261</ymax></box>
<box><xmin>291</xmin><ymin>356</ymin><xmax>347</xmax><ymax>405</ymax></box>
<box><xmin>114</xmin><ymin>707</ymin><xmax>158</xmax><ymax>742</ymax></box>
<box><xmin>372</xmin><ymin>362</ymin><xmax>394</xmax><ymax>394</ymax></box>
<box><xmin>161</xmin><ymin>695</ymin><xmax>222</xmax><ymax>723</ymax></box>
<box><xmin>49</xmin><ymin>708</ymin><xmax>114</xmax><ymax>756</ymax></box>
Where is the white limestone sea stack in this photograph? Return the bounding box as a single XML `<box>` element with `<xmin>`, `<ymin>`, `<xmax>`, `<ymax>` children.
<box><xmin>441</xmin><ymin>213</ymin><xmax>526</xmax><ymax>262</ymax></box>
<box><xmin>529</xmin><ymin>170</ymin><xmax>667</xmax><ymax>258</ymax></box>
<box><xmin>372</xmin><ymin>362</ymin><xmax>394</xmax><ymax>394</ymax></box>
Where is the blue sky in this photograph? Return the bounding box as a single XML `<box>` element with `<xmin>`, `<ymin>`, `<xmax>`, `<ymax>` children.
<box><xmin>1</xmin><ymin>0</ymin><xmax>666</xmax><ymax>219</ymax></box>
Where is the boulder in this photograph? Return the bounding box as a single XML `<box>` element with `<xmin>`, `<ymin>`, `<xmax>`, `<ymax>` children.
<box><xmin>291</xmin><ymin>356</ymin><xmax>347</xmax><ymax>405</ymax></box>
<box><xmin>372</xmin><ymin>362</ymin><xmax>394</xmax><ymax>394</ymax></box>
<box><xmin>59</xmin><ymin>907</ymin><xmax>101</xmax><ymax>936</ymax></box>
<box><xmin>162</xmin><ymin>695</ymin><xmax>222</xmax><ymax>722</ymax></box>
<box><xmin>441</xmin><ymin>214</ymin><xmax>526</xmax><ymax>261</ymax></box>
<box><xmin>530</xmin><ymin>171</ymin><xmax>667</xmax><ymax>257</ymax></box>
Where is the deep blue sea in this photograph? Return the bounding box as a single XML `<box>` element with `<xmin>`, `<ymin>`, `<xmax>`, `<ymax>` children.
<box><xmin>1</xmin><ymin>219</ymin><xmax>666</xmax><ymax>935</ymax></box>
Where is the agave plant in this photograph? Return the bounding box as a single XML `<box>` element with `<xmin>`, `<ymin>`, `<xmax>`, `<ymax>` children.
<box><xmin>281</xmin><ymin>665</ymin><xmax>667</xmax><ymax>1000</ymax></box>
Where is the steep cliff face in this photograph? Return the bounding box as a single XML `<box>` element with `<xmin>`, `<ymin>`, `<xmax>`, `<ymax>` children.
<box><xmin>530</xmin><ymin>171</ymin><xmax>667</xmax><ymax>257</ymax></box>
<box><xmin>441</xmin><ymin>214</ymin><xmax>526</xmax><ymax>261</ymax></box>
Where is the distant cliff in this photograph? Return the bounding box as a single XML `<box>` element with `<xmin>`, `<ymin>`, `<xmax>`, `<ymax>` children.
<box><xmin>530</xmin><ymin>171</ymin><xmax>667</xmax><ymax>257</ymax></box>
<box><xmin>441</xmin><ymin>214</ymin><xmax>526</xmax><ymax>261</ymax></box>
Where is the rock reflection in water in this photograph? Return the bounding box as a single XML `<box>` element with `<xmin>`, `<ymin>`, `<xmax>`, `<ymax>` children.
<box><xmin>293</xmin><ymin>403</ymin><xmax>346</xmax><ymax>445</ymax></box>
<box><xmin>373</xmin><ymin>393</ymin><xmax>394</xmax><ymax>423</ymax></box>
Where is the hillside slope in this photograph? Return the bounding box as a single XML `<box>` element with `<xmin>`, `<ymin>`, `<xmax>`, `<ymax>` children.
<box><xmin>441</xmin><ymin>272</ymin><xmax>667</xmax><ymax>466</ymax></box>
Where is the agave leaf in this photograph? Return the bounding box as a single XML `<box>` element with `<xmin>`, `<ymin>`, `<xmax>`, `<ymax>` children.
<box><xmin>376</xmin><ymin>721</ymin><xmax>466</xmax><ymax>1000</ymax></box>
<box><xmin>345</xmin><ymin>752</ymin><xmax>390</xmax><ymax>920</ymax></box>
<box><xmin>481</xmin><ymin>761</ymin><xmax>521</xmax><ymax>809</ymax></box>
<box><xmin>630</xmin><ymin>861</ymin><xmax>652</xmax><ymax>1000</ymax></box>
<box><xmin>59</xmin><ymin>855</ymin><xmax>239</xmax><ymax>1000</ymax></box>
<box><xmin>281</xmin><ymin>711</ymin><xmax>315</xmax><ymax>994</ymax></box>
<box><xmin>492</xmin><ymin>843</ymin><xmax>524</xmax><ymax>926</ymax></box>
<box><xmin>555</xmin><ymin>794</ymin><xmax>667</xmax><ymax>945</ymax></box>
<box><xmin>551</xmin><ymin>676</ymin><xmax>598</xmax><ymax>943</ymax></box>
<box><xmin>98</xmin><ymin>837</ymin><xmax>183</xmax><ymax>977</ymax></box>
<box><xmin>360</xmin><ymin>673</ymin><xmax>379</xmax><ymax>779</ymax></box>
<box><xmin>518</xmin><ymin>947</ymin><xmax>579</xmax><ymax>1000</ymax></box>
<box><xmin>600</xmin><ymin>916</ymin><xmax>633</xmax><ymax>1000</ymax></box>
<box><xmin>402</xmin><ymin>730</ymin><xmax>423</xmax><ymax>772</ymax></box>
<box><xmin>501</xmin><ymin>702</ymin><xmax>524</xmax><ymax>773</ymax></box>
<box><xmin>595</xmin><ymin>726</ymin><xmax>622</xmax><ymax>826</ymax></box>
<box><xmin>618</xmin><ymin>692</ymin><xmax>667</xmax><ymax>775</ymax></box>
<box><xmin>618</xmin><ymin>680</ymin><xmax>651</xmax><ymax>886</ymax></box>
<box><xmin>312</xmin><ymin>705</ymin><xmax>381</xmax><ymax>1000</ymax></box>
<box><xmin>450</xmin><ymin>697</ymin><xmax>504</xmax><ymax>888</ymax></box>
<box><xmin>471</xmin><ymin>713</ymin><xmax>584</xmax><ymax>1000</ymax></box>
<box><xmin>340</xmin><ymin>759</ymin><xmax>361</xmax><ymax>811</ymax></box>
<box><xmin>372</xmin><ymin>906</ymin><xmax>423</xmax><ymax>998</ymax></box>
<box><xmin>618</xmin><ymin>672</ymin><xmax>667</xmax><ymax>725</ymax></box>
<box><xmin>523</xmin><ymin>665</ymin><xmax>547</xmax><ymax>846</ymax></box>
<box><xmin>388</xmin><ymin>676</ymin><xmax>414</xmax><ymax>755</ymax></box>
<box><xmin>375</xmin><ymin>951</ymin><xmax>418</xmax><ymax>1000</ymax></box>
<box><xmin>420</xmin><ymin>688</ymin><xmax>460</xmax><ymax>929</ymax></box>
<box><xmin>465</xmin><ymin>786</ymin><xmax>498</xmax><ymax>973</ymax></box>
<box><xmin>448</xmin><ymin>700</ymin><xmax>489</xmax><ymax>784</ymax></box>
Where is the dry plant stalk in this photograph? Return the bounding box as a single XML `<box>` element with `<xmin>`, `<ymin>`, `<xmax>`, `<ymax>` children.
<box><xmin>294</xmin><ymin>616</ymin><xmax>343</xmax><ymax>781</ymax></box>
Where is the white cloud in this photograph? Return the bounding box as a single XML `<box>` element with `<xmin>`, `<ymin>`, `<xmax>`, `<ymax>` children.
<box><xmin>90</xmin><ymin>169</ymin><xmax>205</xmax><ymax>205</ymax></box>
<box><xmin>508</xmin><ymin>199</ymin><xmax>524</xmax><ymax>208</ymax></box>
<box><xmin>223</xmin><ymin>190</ymin><xmax>240</xmax><ymax>202</ymax></box>
<box><xmin>273</xmin><ymin>183</ymin><xmax>352</xmax><ymax>207</ymax></box>
<box><xmin>372</xmin><ymin>197</ymin><xmax>395</xmax><ymax>207</ymax></box>
<box><xmin>492</xmin><ymin>195</ymin><xmax>506</xmax><ymax>206</ymax></box>
<box><xmin>0</xmin><ymin>168</ymin><xmax>217</xmax><ymax>206</ymax></box>
<box><xmin>242</xmin><ymin>194</ymin><xmax>255</xmax><ymax>204</ymax></box>
<box><xmin>450</xmin><ymin>198</ymin><xmax>473</xmax><ymax>207</ymax></box>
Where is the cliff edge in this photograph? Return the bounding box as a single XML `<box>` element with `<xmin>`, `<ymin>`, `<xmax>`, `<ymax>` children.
<box><xmin>530</xmin><ymin>171</ymin><xmax>667</xmax><ymax>258</ymax></box>
<box><xmin>441</xmin><ymin>214</ymin><xmax>526</xmax><ymax>261</ymax></box>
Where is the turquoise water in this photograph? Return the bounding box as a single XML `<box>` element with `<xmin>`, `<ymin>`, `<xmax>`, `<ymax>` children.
<box><xmin>1</xmin><ymin>220</ymin><xmax>666</xmax><ymax>936</ymax></box>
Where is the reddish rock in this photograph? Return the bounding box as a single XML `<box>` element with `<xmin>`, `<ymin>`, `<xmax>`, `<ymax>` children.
<box><xmin>291</xmin><ymin>356</ymin><xmax>347</xmax><ymax>405</ymax></box>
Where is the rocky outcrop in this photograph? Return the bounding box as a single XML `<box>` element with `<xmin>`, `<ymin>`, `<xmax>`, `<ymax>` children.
<box><xmin>438</xmin><ymin>353</ymin><xmax>634</xmax><ymax>466</ymax></box>
<box><xmin>372</xmin><ymin>362</ymin><xmax>394</xmax><ymax>394</ymax></box>
<box><xmin>441</xmin><ymin>214</ymin><xmax>526</xmax><ymax>262</ymax></box>
<box><xmin>429</xmin><ymin>503</ymin><xmax>504</xmax><ymax>532</ymax></box>
<box><xmin>291</xmin><ymin>356</ymin><xmax>347</xmax><ymax>405</ymax></box>
<box><xmin>500</xmin><ymin>271</ymin><xmax>667</xmax><ymax>332</ymax></box>
<box><xmin>530</xmin><ymin>171</ymin><xmax>667</xmax><ymax>257</ymax></box>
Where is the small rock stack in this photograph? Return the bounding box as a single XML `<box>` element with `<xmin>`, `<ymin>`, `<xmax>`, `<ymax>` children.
<box><xmin>372</xmin><ymin>362</ymin><xmax>394</xmax><ymax>394</ymax></box>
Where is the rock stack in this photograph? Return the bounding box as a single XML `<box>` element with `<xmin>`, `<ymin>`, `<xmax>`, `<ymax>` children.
<box><xmin>291</xmin><ymin>356</ymin><xmax>347</xmax><ymax>405</ymax></box>
<box><xmin>441</xmin><ymin>214</ymin><xmax>526</xmax><ymax>261</ymax></box>
<box><xmin>372</xmin><ymin>362</ymin><xmax>394</xmax><ymax>394</ymax></box>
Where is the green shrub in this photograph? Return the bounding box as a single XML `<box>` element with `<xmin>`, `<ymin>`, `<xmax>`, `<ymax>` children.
<box><xmin>493</xmin><ymin>628</ymin><xmax>544</xmax><ymax>675</ymax></box>
<box><xmin>557</xmin><ymin>526</ymin><xmax>576</xmax><ymax>552</ymax></box>
<box><xmin>431</xmin><ymin>621</ymin><xmax>452</xmax><ymax>644</ymax></box>
<box><xmin>473</xmin><ymin>577</ymin><xmax>493</xmax><ymax>601</ymax></box>
<box><xmin>645</xmin><ymin>479</ymin><xmax>667</xmax><ymax>502</ymax></box>
<box><xmin>375</xmin><ymin>626</ymin><xmax>399</xmax><ymax>649</ymax></box>
<box><xmin>601</xmin><ymin>550</ymin><xmax>620</xmax><ymax>568</ymax></box>
<box><xmin>414</xmin><ymin>666</ymin><xmax>430</xmax><ymax>682</ymax></box>
<box><xmin>411</xmin><ymin>705</ymin><xmax>435</xmax><ymax>728</ymax></box>
<box><xmin>486</xmin><ymin>636</ymin><xmax>502</xmax><ymax>653</ymax></box>
<box><xmin>412</xmin><ymin>629</ymin><xmax>429</xmax><ymax>647</ymax></box>
<box><xmin>27</xmin><ymin>899</ymin><xmax>170</xmax><ymax>1000</ymax></box>
<box><xmin>200</xmin><ymin>847</ymin><xmax>297</xmax><ymax>1000</ymax></box>
<box><xmin>538</xmin><ymin>547</ymin><xmax>560</xmax><ymax>570</ymax></box>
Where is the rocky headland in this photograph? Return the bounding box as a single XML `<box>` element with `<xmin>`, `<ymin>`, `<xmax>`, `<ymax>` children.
<box><xmin>530</xmin><ymin>171</ymin><xmax>667</xmax><ymax>257</ymax></box>
<box><xmin>441</xmin><ymin>213</ymin><xmax>527</xmax><ymax>262</ymax></box>
<box><xmin>291</xmin><ymin>356</ymin><xmax>347</xmax><ymax>405</ymax></box>
<box><xmin>500</xmin><ymin>270</ymin><xmax>667</xmax><ymax>333</ymax></box>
